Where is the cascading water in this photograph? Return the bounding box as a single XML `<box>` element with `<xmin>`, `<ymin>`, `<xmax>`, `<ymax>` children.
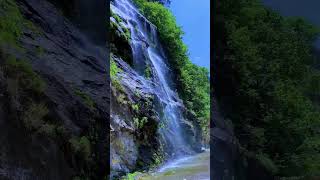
<box><xmin>111</xmin><ymin>0</ymin><xmax>193</xmax><ymax>157</ymax></box>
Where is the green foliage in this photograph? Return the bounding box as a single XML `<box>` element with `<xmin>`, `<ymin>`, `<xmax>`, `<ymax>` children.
<box><xmin>0</xmin><ymin>0</ymin><xmax>38</xmax><ymax>48</ymax></box>
<box><xmin>133</xmin><ymin>0</ymin><xmax>210</xmax><ymax>133</ymax></box>
<box><xmin>116</xmin><ymin>94</ymin><xmax>128</xmax><ymax>105</ymax></box>
<box><xmin>74</xmin><ymin>89</ymin><xmax>95</xmax><ymax>110</ymax></box>
<box><xmin>23</xmin><ymin>102</ymin><xmax>49</xmax><ymax>130</ymax></box>
<box><xmin>110</xmin><ymin>12</ymin><xmax>133</xmax><ymax>64</ymax></box>
<box><xmin>218</xmin><ymin>0</ymin><xmax>320</xmax><ymax>176</ymax></box>
<box><xmin>133</xmin><ymin>116</ymin><xmax>148</xmax><ymax>129</ymax></box>
<box><xmin>123</xmin><ymin>172</ymin><xmax>139</xmax><ymax>180</ymax></box>
<box><xmin>111</xmin><ymin>11</ymin><xmax>131</xmax><ymax>40</ymax></box>
<box><xmin>110</xmin><ymin>56</ymin><xmax>125</xmax><ymax>93</ymax></box>
<box><xmin>121</xmin><ymin>24</ymin><xmax>131</xmax><ymax>42</ymax></box>
<box><xmin>131</xmin><ymin>104</ymin><xmax>139</xmax><ymax>112</ymax></box>
<box><xmin>37</xmin><ymin>46</ymin><xmax>45</xmax><ymax>56</ymax></box>
<box><xmin>180</xmin><ymin>62</ymin><xmax>210</xmax><ymax>124</ymax></box>
<box><xmin>38</xmin><ymin>124</ymin><xmax>57</xmax><ymax>137</ymax></box>
<box><xmin>113</xmin><ymin>139</ymin><xmax>126</xmax><ymax>155</ymax></box>
<box><xmin>5</xmin><ymin>57</ymin><xmax>46</xmax><ymax>94</ymax></box>
<box><xmin>144</xmin><ymin>64</ymin><xmax>152</xmax><ymax>79</ymax></box>
<box><xmin>112</xmin><ymin>78</ymin><xmax>125</xmax><ymax>92</ymax></box>
<box><xmin>110</xmin><ymin>15</ymin><xmax>131</xmax><ymax>43</ymax></box>
<box><xmin>69</xmin><ymin>136</ymin><xmax>92</xmax><ymax>161</ymax></box>
<box><xmin>133</xmin><ymin>90</ymin><xmax>141</xmax><ymax>98</ymax></box>
<box><xmin>159</xmin><ymin>122</ymin><xmax>166</xmax><ymax>129</ymax></box>
<box><xmin>256</xmin><ymin>153</ymin><xmax>279</xmax><ymax>175</ymax></box>
<box><xmin>2</xmin><ymin>51</ymin><xmax>55</xmax><ymax>139</ymax></box>
<box><xmin>0</xmin><ymin>0</ymin><xmax>24</xmax><ymax>47</ymax></box>
<box><xmin>152</xmin><ymin>152</ymin><xmax>163</xmax><ymax>166</ymax></box>
<box><xmin>110</xmin><ymin>56</ymin><xmax>120</xmax><ymax>78</ymax></box>
<box><xmin>111</xmin><ymin>11</ymin><xmax>122</xmax><ymax>24</ymax></box>
<box><xmin>294</xmin><ymin>137</ymin><xmax>320</xmax><ymax>176</ymax></box>
<box><xmin>22</xmin><ymin>102</ymin><xmax>58</xmax><ymax>138</ymax></box>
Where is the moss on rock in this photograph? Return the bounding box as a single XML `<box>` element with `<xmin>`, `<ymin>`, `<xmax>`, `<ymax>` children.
<box><xmin>110</xmin><ymin>10</ymin><xmax>133</xmax><ymax>65</ymax></box>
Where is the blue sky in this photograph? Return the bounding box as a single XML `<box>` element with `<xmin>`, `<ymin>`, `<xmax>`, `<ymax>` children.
<box><xmin>169</xmin><ymin>0</ymin><xmax>210</xmax><ymax>70</ymax></box>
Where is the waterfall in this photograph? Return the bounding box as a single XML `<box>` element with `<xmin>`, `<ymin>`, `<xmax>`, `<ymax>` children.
<box><xmin>111</xmin><ymin>0</ymin><xmax>193</xmax><ymax>157</ymax></box>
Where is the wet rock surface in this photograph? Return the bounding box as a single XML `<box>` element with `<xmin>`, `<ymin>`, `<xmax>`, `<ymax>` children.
<box><xmin>110</xmin><ymin>55</ymin><xmax>160</xmax><ymax>179</ymax></box>
<box><xmin>210</xmin><ymin>97</ymin><xmax>237</xmax><ymax>180</ymax></box>
<box><xmin>0</xmin><ymin>0</ymin><xmax>109</xmax><ymax>179</ymax></box>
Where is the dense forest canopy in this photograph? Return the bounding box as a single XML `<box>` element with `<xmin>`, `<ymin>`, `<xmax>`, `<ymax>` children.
<box><xmin>216</xmin><ymin>0</ymin><xmax>320</xmax><ymax>177</ymax></box>
<box><xmin>148</xmin><ymin>0</ymin><xmax>170</xmax><ymax>5</ymax></box>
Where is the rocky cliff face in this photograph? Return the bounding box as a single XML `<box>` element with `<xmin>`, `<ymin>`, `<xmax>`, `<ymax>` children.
<box><xmin>0</xmin><ymin>0</ymin><xmax>109</xmax><ymax>179</ymax></box>
<box><xmin>110</xmin><ymin>54</ymin><xmax>160</xmax><ymax>178</ymax></box>
<box><xmin>110</xmin><ymin>0</ymin><xmax>203</xmax><ymax>178</ymax></box>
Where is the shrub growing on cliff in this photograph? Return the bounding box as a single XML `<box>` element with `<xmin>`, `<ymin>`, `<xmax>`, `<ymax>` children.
<box><xmin>0</xmin><ymin>0</ymin><xmax>38</xmax><ymax>48</ymax></box>
<box><xmin>23</xmin><ymin>102</ymin><xmax>49</xmax><ymax>130</ymax></box>
<box><xmin>144</xmin><ymin>64</ymin><xmax>152</xmax><ymax>79</ymax></box>
<box><xmin>5</xmin><ymin>56</ymin><xmax>46</xmax><ymax>94</ymax></box>
<box><xmin>110</xmin><ymin>56</ymin><xmax>121</xmax><ymax>78</ymax></box>
<box><xmin>133</xmin><ymin>116</ymin><xmax>148</xmax><ymax>129</ymax></box>
<box><xmin>69</xmin><ymin>136</ymin><xmax>92</xmax><ymax>162</ymax></box>
<box><xmin>74</xmin><ymin>89</ymin><xmax>95</xmax><ymax>110</ymax></box>
<box><xmin>0</xmin><ymin>0</ymin><xmax>23</xmax><ymax>47</ymax></box>
<box><xmin>110</xmin><ymin>56</ymin><xmax>125</xmax><ymax>93</ymax></box>
<box><xmin>38</xmin><ymin>124</ymin><xmax>57</xmax><ymax>137</ymax></box>
<box><xmin>131</xmin><ymin>104</ymin><xmax>139</xmax><ymax>112</ymax></box>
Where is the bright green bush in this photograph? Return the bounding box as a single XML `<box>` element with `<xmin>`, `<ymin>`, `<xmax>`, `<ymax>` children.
<box><xmin>133</xmin><ymin>116</ymin><xmax>148</xmax><ymax>129</ymax></box>
<box><xmin>123</xmin><ymin>172</ymin><xmax>139</xmax><ymax>180</ymax></box>
<box><xmin>110</xmin><ymin>55</ymin><xmax>125</xmax><ymax>93</ymax></box>
<box><xmin>111</xmin><ymin>11</ymin><xmax>122</xmax><ymax>24</ymax></box>
<box><xmin>131</xmin><ymin>104</ymin><xmax>139</xmax><ymax>112</ymax></box>
<box><xmin>116</xmin><ymin>94</ymin><xmax>127</xmax><ymax>105</ymax></box>
<box><xmin>110</xmin><ymin>56</ymin><xmax>121</xmax><ymax>78</ymax></box>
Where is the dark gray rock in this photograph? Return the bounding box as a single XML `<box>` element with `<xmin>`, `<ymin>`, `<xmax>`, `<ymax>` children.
<box><xmin>211</xmin><ymin>96</ymin><xmax>274</xmax><ymax>180</ymax></box>
<box><xmin>110</xmin><ymin>56</ymin><xmax>160</xmax><ymax>179</ymax></box>
<box><xmin>211</xmin><ymin>96</ymin><xmax>238</xmax><ymax>180</ymax></box>
<box><xmin>180</xmin><ymin>108</ymin><xmax>203</xmax><ymax>152</ymax></box>
<box><xmin>0</xmin><ymin>0</ymin><xmax>109</xmax><ymax>179</ymax></box>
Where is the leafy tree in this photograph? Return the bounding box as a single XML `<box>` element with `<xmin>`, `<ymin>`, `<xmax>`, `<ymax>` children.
<box><xmin>217</xmin><ymin>0</ymin><xmax>320</xmax><ymax>177</ymax></box>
